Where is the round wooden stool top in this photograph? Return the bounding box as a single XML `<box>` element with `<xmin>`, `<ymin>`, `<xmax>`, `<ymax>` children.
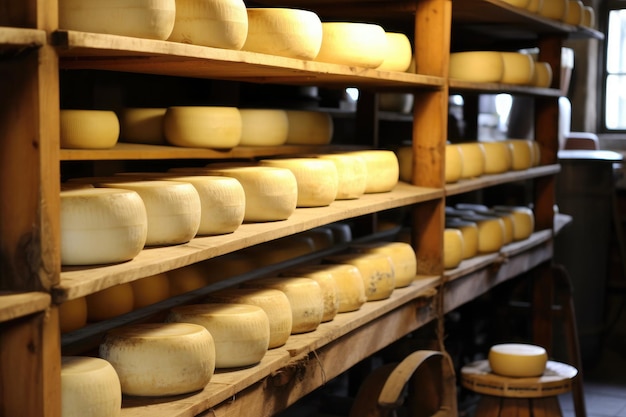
<box><xmin>461</xmin><ymin>360</ymin><xmax>578</xmax><ymax>398</ymax></box>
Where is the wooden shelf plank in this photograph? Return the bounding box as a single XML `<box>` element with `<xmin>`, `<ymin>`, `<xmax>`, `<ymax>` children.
<box><xmin>0</xmin><ymin>292</ymin><xmax>51</xmax><ymax>323</ymax></box>
<box><xmin>449</xmin><ymin>79</ymin><xmax>562</xmax><ymax>96</ymax></box>
<box><xmin>52</xmin><ymin>30</ymin><xmax>445</xmax><ymax>88</ymax></box>
<box><xmin>0</xmin><ymin>27</ymin><xmax>46</xmax><ymax>57</ymax></box>
<box><xmin>54</xmin><ymin>182</ymin><xmax>443</xmax><ymax>302</ymax></box>
<box><xmin>445</xmin><ymin>164</ymin><xmax>560</xmax><ymax>196</ymax></box>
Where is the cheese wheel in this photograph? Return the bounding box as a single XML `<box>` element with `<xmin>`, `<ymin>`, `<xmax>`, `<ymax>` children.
<box><xmin>351</xmin><ymin>242</ymin><xmax>416</xmax><ymax>288</ymax></box>
<box><xmin>564</xmin><ymin>0</ymin><xmax>583</xmax><ymax>25</ymax></box>
<box><xmin>446</xmin><ymin>218</ymin><xmax>478</xmax><ymax>259</ymax></box>
<box><xmin>457</xmin><ymin>143</ymin><xmax>486</xmax><ymax>179</ymax></box>
<box><xmin>538</xmin><ymin>0</ymin><xmax>568</xmax><ymax>20</ymax></box>
<box><xmin>284</xmin><ymin>110</ymin><xmax>333</xmax><ymax>145</ymax></box>
<box><xmin>482</xmin><ymin>141</ymin><xmax>512</xmax><ymax>174</ymax></box>
<box><xmin>59</xmin><ymin>297</ymin><xmax>88</xmax><ymax>333</ymax></box>
<box><xmin>446</xmin><ymin>144</ymin><xmax>465</xmax><ymax>183</ymax></box>
<box><xmin>97</xmin><ymin>180</ymin><xmax>201</xmax><ymax>246</ymax></box>
<box><xmin>167</xmin><ymin>303</ymin><xmax>270</xmax><ymax>368</ymax></box>
<box><xmin>86</xmin><ymin>283</ymin><xmax>135</xmax><ymax>322</ymax></box>
<box><xmin>315</xmin><ymin>22</ymin><xmax>387</xmax><ymax>68</ymax></box>
<box><xmin>60</xmin><ymin>188</ymin><xmax>148</xmax><ymax>265</ymax></box>
<box><xmin>379</xmin><ymin>93</ymin><xmax>414</xmax><ymax>113</ymax></box>
<box><xmin>532</xmin><ymin>62</ymin><xmax>553</xmax><ymax>88</ymax></box>
<box><xmin>259</xmin><ymin>158</ymin><xmax>338</xmax><ymax>207</ymax></box>
<box><xmin>494</xmin><ymin>206</ymin><xmax>535</xmax><ymax>241</ymax></box>
<box><xmin>505</xmin><ymin>139</ymin><xmax>534</xmax><ymax>171</ymax></box>
<box><xmin>242</xmin><ymin>277</ymin><xmax>324</xmax><ymax>334</ymax></box>
<box><xmin>444</xmin><ymin>228</ymin><xmax>464</xmax><ymax>269</ymax></box>
<box><xmin>501</xmin><ymin>52</ymin><xmax>535</xmax><ymax>85</ymax></box>
<box><xmin>163</xmin><ymin>175</ymin><xmax>245</xmax><ymax>235</ymax></box>
<box><xmin>449</xmin><ymin>52</ymin><xmax>504</xmax><ymax>83</ymax></box>
<box><xmin>168</xmin><ymin>264</ymin><xmax>210</xmax><ymax>296</ymax></box>
<box><xmin>300</xmin><ymin>227</ymin><xmax>335</xmax><ymax>251</ymax></box>
<box><xmin>531</xmin><ymin>141</ymin><xmax>542</xmax><ymax>166</ymax></box>
<box><xmin>239</xmin><ymin>109</ymin><xmax>289</xmax><ymax>146</ymax></box>
<box><xmin>119</xmin><ymin>108</ymin><xmax>167</xmax><ymax>145</ymax></box>
<box><xmin>344</xmin><ymin>150</ymin><xmax>399</xmax><ymax>193</ymax></box>
<box><xmin>131</xmin><ymin>273</ymin><xmax>171</xmax><ymax>309</ymax></box>
<box><xmin>377</xmin><ymin>32</ymin><xmax>413</xmax><ymax>72</ymax></box>
<box><xmin>581</xmin><ymin>6</ymin><xmax>595</xmax><ymax>28</ymax></box>
<box><xmin>243</xmin><ymin>8</ymin><xmax>323</xmax><ymax>60</ymax></box>
<box><xmin>61</xmin><ymin>356</ymin><xmax>122</xmax><ymax>417</ymax></box>
<box><xmin>488</xmin><ymin>343</ymin><xmax>548</xmax><ymax>377</ymax></box>
<box><xmin>100</xmin><ymin>322</ymin><xmax>215</xmax><ymax>396</ymax></box>
<box><xmin>397</xmin><ymin>146</ymin><xmax>412</xmax><ymax>183</ymax></box>
<box><xmin>205</xmin><ymin>288</ymin><xmax>292</xmax><ymax>348</ymax></box>
<box><xmin>316</xmin><ymin>153</ymin><xmax>367</xmax><ymax>199</ymax></box>
<box><xmin>324</xmin><ymin>253</ymin><xmax>395</xmax><ymax>301</ymax></box>
<box><xmin>59</xmin><ymin>0</ymin><xmax>176</xmax><ymax>40</ymax></box>
<box><xmin>280</xmin><ymin>271</ymin><xmax>339</xmax><ymax>322</ymax></box>
<box><xmin>60</xmin><ymin>110</ymin><xmax>120</xmax><ymax>149</ymax></box>
<box><xmin>462</xmin><ymin>214</ymin><xmax>505</xmax><ymax>254</ymax></box>
<box><xmin>163</xmin><ymin>106</ymin><xmax>242</xmax><ymax>149</ymax></box>
<box><xmin>167</xmin><ymin>0</ymin><xmax>248</xmax><ymax>49</ymax></box>
<box><xmin>526</xmin><ymin>0</ymin><xmax>543</xmax><ymax>12</ymax></box>
<box><xmin>490</xmin><ymin>210</ymin><xmax>515</xmax><ymax>245</ymax></box>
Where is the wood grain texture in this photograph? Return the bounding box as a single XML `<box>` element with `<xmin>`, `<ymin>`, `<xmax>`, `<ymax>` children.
<box><xmin>0</xmin><ymin>292</ymin><xmax>50</xmax><ymax>323</ymax></box>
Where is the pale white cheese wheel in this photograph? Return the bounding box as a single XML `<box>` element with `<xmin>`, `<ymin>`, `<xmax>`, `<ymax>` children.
<box><xmin>284</xmin><ymin>110</ymin><xmax>333</xmax><ymax>145</ymax></box>
<box><xmin>280</xmin><ymin>270</ymin><xmax>339</xmax><ymax>323</ymax></box>
<box><xmin>446</xmin><ymin>144</ymin><xmax>465</xmax><ymax>183</ymax></box>
<box><xmin>315</xmin><ymin>22</ymin><xmax>387</xmax><ymax>68</ymax></box>
<box><xmin>59</xmin><ymin>0</ymin><xmax>176</xmax><ymax>40</ymax></box>
<box><xmin>163</xmin><ymin>106</ymin><xmax>242</xmax><ymax>149</ymax></box>
<box><xmin>61</xmin><ymin>356</ymin><xmax>122</xmax><ymax>417</ymax></box>
<box><xmin>462</xmin><ymin>214</ymin><xmax>505</xmax><ymax>254</ymax></box>
<box><xmin>376</xmin><ymin>32</ymin><xmax>413</xmax><ymax>72</ymax></box>
<box><xmin>205</xmin><ymin>287</ymin><xmax>292</xmax><ymax>348</ymax></box>
<box><xmin>449</xmin><ymin>52</ymin><xmax>504</xmax><ymax>83</ymax></box>
<box><xmin>242</xmin><ymin>277</ymin><xmax>324</xmax><ymax>334</ymax></box>
<box><xmin>446</xmin><ymin>218</ymin><xmax>478</xmax><ymax>259</ymax></box>
<box><xmin>316</xmin><ymin>153</ymin><xmax>367</xmax><ymax>199</ymax></box>
<box><xmin>488</xmin><ymin>343</ymin><xmax>548</xmax><ymax>377</ymax></box>
<box><xmin>167</xmin><ymin>303</ymin><xmax>270</xmax><ymax>368</ymax></box>
<box><xmin>325</xmin><ymin>253</ymin><xmax>395</xmax><ymax>301</ymax></box>
<box><xmin>97</xmin><ymin>180</ymin><xmax>202</xmax><ymax>246</ymax></box>
<box><xmin>243</xmin><ymin>8</ymin><xmax>323</xmax><ymax>60</ymax></box>
<box><xmin>259</xmin><ymin>158</ymin><xmax>339</xmax><ymax>207</ymax></box>
<box><xmin>239</xmin><ymin>109</ymin><xmax>289</xmax><ymax>146</ymax></box>
<box><xmin>481</xmin><ymin>141</ymin><xmax>512</xmax><ymax>174</ymax></box>
<box><xmin>60</xmin><ymin>110</ymin><xmax>120</xmax><ymax>149</ymax></box>
<box><xmin>59</xmin><ymin>297</ymin><xmax>88</xmax><ymax>333</ymax></box>
<box><xmin>457</xmin><ymin>143</ymin><xmax>486</xmax><ymax>179</ymax></box>
<box><xmin>351</xmin><ymin>242</ymin><xmax>416</xmax><ymax>288</ymax></box>
<box><xmin>86</xmin><ymin>283</ymin><xmax>135</xmax><ymax>322</ymax></box>
<box><xmin>500</xmin><ymin>52</ymin><xmax>535</xmax><ymax>85</ymax></box>
<box><xmin>505</xmin><ymin>139</ymin><xmax>534</xmax><ymax>171</ymax></box>
<box><xmin>444</xmin><ymin>228</ymin><xmax>464</xmax><ymax>269</ymax></box>
<box><xmin>100</xmin><ymin>322</ymin><xmax>215</xmax><ymax>396</ymax></box>
<box><xmin>119</xmin><ymin>108</ymin><xmax>167</xmax><ymax>145</ymax></box>
<box><xmin>167</xmin><ymin>0</ymin><xmax>248</xmax><ymax>49</ymax></box>
<box><xmin>344</xmin><ymin>150</ymin><xmax>399</xmax><ymax>193</ymax></box>
<box><xmin>532</xmin><ymin>62</ymin><xmax>553</xmax><ymax>88</ymax></box>
<box><xmin>131</xmin><ymin>273</ymin><xmax>171</xmax><ymax>309</ymax></box>
<box><xmin>60</xmin><ymin>188</ymin><xmax>148</xmax><ymax>266</ymax></box>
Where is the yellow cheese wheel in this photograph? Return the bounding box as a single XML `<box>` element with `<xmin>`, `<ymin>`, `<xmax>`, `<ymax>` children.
<box><xmin>457</xmin><ymin>143</ymin><xmax>486</xmax><ymax>179</ymax></box>
<box><xmin>243</xmin><ymin>8</ymin><xmax>323</xmax><ymax>59</ymax></box>
<box><xmin>259</xmin><ymin>158</ymin><xmax>338</xmax><ymax>207</ymax></box>
<box><xmin>494</xmin><ymin>206</ymin><xmax>535</xmax><ymax>241</ymax></box>
<box><xmin>564</xmin><ymin>0</ymin><xmax>583</xmax><ymax>25</ymax></box>
<box><xmin>315</xmin><ymin>22</ymin><xmax>387</xmax><ymax>68</ymax></box>
<box><xmin>168</xmin><ymin>264</ymin><xmax>210</xmax><ymax>296</ymax></box>
<box><xmin>167</xmin><ymin>303</ymin><xmax>270</xmax><ymax>368</ymax></box>
<box><xmin>284</xmin><ymin>110</ymin><xmax>333</xmax><ymax>145</ymax></box>
<box><xmin>581</xmin><ymin>6</ymin><xmax>595</xmax><ymax>28</ymax></box>
<box><xmin>60</xmin><ymin>110</ymin><xmax>120</xmax><ymax>149</ymax></box>
<box><xmin>481</xmin><ymin>141</ymin><xmax>512</xmax><ymax>174</ymax></box>
<box><xmin>488</xmin><ymin>343</ymin><xmax>548</xmax><ymax>377</ymax></box>
<box><xmin>59</xmin><ymin>0</ymin><xmax>176</xmax><ymax>40</ymax></box>
<box><xmin>344</xmin><ymin>150</ymin><xmax>399</xmax><ymax>193</ymax></box>
<box><xmin>61</xmin><ymin>356</ymin><xmax>122</xmax><ymax>417</ymax></box>
<box><xmin>500</xmin><ymin>52</ymin><xmax>535</xmax><ymax>85</ymax></box>
<box><xmin>167</xmin><ymin>0</ymin><xmax>248</xmax><ymax>49</ymax></box>
<box><xmin>493</xmin><ymin>210</ymin><xmax>515</xmax><ymax>245</ymax></box>
<box><xmin>239</xmin><ymin>109</ymin><xmax>289</xmax><ymax>146</ymax></box>
<box><xmin>531</xmin><ymin>141</ymin><xmax>541</xmax><ymax>166</ymax></box>
<box><xmin>532</xmin><ymin>62</ymin><xmax>553</xmax><ymax>88</ymax></box>
<box><xmin>446</xmin><ymin>144</ymin><xmax>465</xmax><ymax>183</ymax></box>
<box><xmin>316</xmin><ymin>153</ymin><xmax>367</xmax><ymax>200</ymax></box>
<box><xmin>538</xmin><ymin>0</ymin><xmax>568</xmax><ymax>20</ymax></box>
<box><xmin>462</xmin><ymin>214</ymin><xmax>505</xmax><ymax>254</ymax></box>
<box><xmin>351</xmin><ymin>242</ymin><xmax>416</xmax><ymax>288</ymax></box>
<box><xmin>444</xmin><ymin>228</ymin><xmax>464</xmax><ymax>269</ymax></box>
<box><xmin>525</xmin><ymin>0</ymin><xmax>543</xmax><ymax>12</ymax></box>
<box><xmin>449</xmin><ymin>52</ymin><xmax>503</xmax><ymax>83</ymax></box>
<box><xmin>131</xmin><ymin>273</ymin><xmax>171</xmax><ymax>309</ymax></box>
<box><xmin>397</xmin><ymin>146</ymin><xmax>412</xmax><ymax>183</ymax></box>
<box><xmin>100</xmin><ymin>322</ymin><xmax>215</xmax><ymax>396</ymax></box>
<box><xmin>280</xmin><ymin>271</ymin><xmax>339</xmax><ymax>322</ymax></box>
<box><xmin>205</xmin><ymin>288</ymin><xmax>292</xmax><ymax>348</ymax></box>
<box><xmin>86</xmin><ymin>283</ymin><xmax>135</xmax><ymax>322</ymax></box>
<box><xmin>60</xmin><ymin>188</ymin><xmax>148</xmax><ymax>266</ymax></box>
<box><xmin>59</xmin><ymin>297</ymin><xmax>88</xmax><ymax>333</ymax></box>
<box><xmin>119</xmin><ymin>108</ymin><xmax>167</xmax><ymax>145</ymax></box>
<box><xmin>505</xmin><ymin>139</ymin><xmax>534</xmax><ymax>171</ymax></box>
<box><xmin>377</xmin><ymin>32</ymin><xmax>413</xmax><ymax>72</ymax></box>
<box><xmin>324</xmin><ymin>253</ymin><xmax>395</xmax><ymax>301</ymax></box>
<box><xmin>163</xmin><ymin>106</ymin><xmax>242</xmax><ymax>149</ymax></box>
<box><xmin>446</xmin><ymin>218</ymin><xmax>479</xmax><ymax>260</ymax></box>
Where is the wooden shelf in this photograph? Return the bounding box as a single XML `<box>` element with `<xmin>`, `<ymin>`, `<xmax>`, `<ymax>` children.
<box><xmin>54</xmin><ymin>182</ymin><xmax>443</xmax><ymax>302</ymax></box>
<box><xmin>449</xmin><ymin>79</ymin><xmax>562</xmax><ymax>96</ymax></box>
<box><xmin>0</xmin><ymin>26</ymin><xmax>46</xmax><ymax>57</ymax></box>
<box><xmin>0</xmin><ymin>292</ymin><xmax>51</xmax><ymax>323</ymax></box>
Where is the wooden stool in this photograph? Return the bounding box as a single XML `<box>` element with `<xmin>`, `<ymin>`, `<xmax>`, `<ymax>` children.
<box><xmin>461</xmin><ymin>359</ymin><xmax>578</xmax><ymax>417</ymax></box>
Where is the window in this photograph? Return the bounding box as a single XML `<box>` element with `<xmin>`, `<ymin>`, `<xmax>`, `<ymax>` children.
<box><xmin>604</xmin><ymin>6</ymin><xmax>626</xmax><ymax>130</ymax></box>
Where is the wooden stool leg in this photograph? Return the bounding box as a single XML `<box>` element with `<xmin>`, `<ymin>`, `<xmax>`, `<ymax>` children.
<box><xmin>531</xmin><ymin>397</ymin><xmax>563</xmax><ymax>417</ymax></box>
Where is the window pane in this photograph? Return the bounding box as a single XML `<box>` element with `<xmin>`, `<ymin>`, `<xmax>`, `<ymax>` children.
<box><xmin>607</xmin><ymin>10</ymin><xmax>626</xmax><ymax>74</ymax></box>
<box><xmin>605</xmin><ymin>75</ymin><xmax>626</xmax><ymax>129</ymax></box>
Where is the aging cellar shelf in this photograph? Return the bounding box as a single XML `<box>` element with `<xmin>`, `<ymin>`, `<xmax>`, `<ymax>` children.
<box><xmin>0</xmin><ymin>26</ymin><xmax>46</xmax><ymax>57</ymax></box>
<box><xmin>0</xmin><ymin>292</ymin><xmax>51</xmax><ymax>323</ymax></box>
<box><xmin>448</xmin><ymin>80</ymin><xmax>562</xmax><ymax>96</ymax></box>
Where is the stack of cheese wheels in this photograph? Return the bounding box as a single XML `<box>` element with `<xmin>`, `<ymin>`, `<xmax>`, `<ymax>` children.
<box><xmin>60</xmin><ymin>110</ymin><xmax>120</xmax><ymax>149</ymax></box>
<box><xmin>481</xmin><ymin>141</ymin><xmax>512</xmax><ymax>174</ymax></box>
<box><xmin>205</xmin><ymin>287</ymin><xmax>292</xmax><ymax>348</ymax></box>
<box><xmin>316</xmin><ymin>153</ymin><xmax>367</xmax><ymax>200</ymax></box>
<box><xmin>315</xmin><ymin>22</ymin><xmax>387</xmax><ymax>68</ymax></box>
<box><xmin>243</xmin><ymin>8</ymin><xmax>323</xmax><ymax>59</ymax></box>
<box><xmin>168</xmin><ymin>263</ymin><xmax>211</xmax><ymax>296</ymax></box>
<box><xmin>131</xmin><ymin>273</ymin><xmax>171</xmax><ymax>309</ymax></box>
<box><xmin>259</xmin><ymin>157</ymin><xmax>339</xmax><ymax>207</ymax></box>
<box><xmin>100</xmin><ymin>322</ymin><xmax>216</xmax><ymax>396</ymax></box>
<box><xmin>239</xmin><ymin>109</ymin><xmax>289</xmax><ymax>146</ymax></box>
<box><xmin>446</xmin><ymin>217</ymin><xmax>479</xmax><ymax>260</ymax></box>
<box><xmin>86</xmin><ymin>283</ymin><xmax>135</xmax><ymax>322</ymax></box>
<box><xmin>324</xmin><ymin>253</ymin><xmax>395</xmax><ymax>301</ymax></box>
<box><xmin>300</xmin><ymin>227</ymin><xmax>335</xmax><ymax>251</ymax></box>
<box><xmin>283</xmin><ymin>264</ymin><xmax>366</xmax><ymax>313</ymax></box>
<box><xmin>163</xmin><ymin>106</ymin><xmax>242</xmax><ymax>149</ymax></box>
<box><xmin>443</xmin><ymin>228</ymin><xmax>464</xmax><ymax>269</ymax></box>
<box><xmin>61</xmin><ymin>356</ymin><xmax>122</xmax><ymax>417</ymax></box>
<box><xmin>244</xmin><ymin>235</ymin><xmax>316</xmax><ymax>267</ymax></box>
<box><xmin>532</xmin><ymin>62</ymin><xmax>553</xmax><ymax>88</ymax></box>
<box><xmin>279</xmin><ymin>270</ymin><xmax>339</xmax><ymax>322</ymax></box>
<box><xmin>488</xmin><ymin>343</ymin><xmax>548</xmax><ymax>377</ymax></box>
<box><xmin>59</xmin><ymin>297</ymin><xmax>88</xmax><ymax>333</ymax></box>
<box><xmin>119</xmin><ymin>108</ymin><xmax>167</xmax><ymax>145</ymax></box>
<box><xmin>449</xmin><ymin>51</ymin><xmax>504</xmax><ymax>83</ymax></box>
<box><xmin>59</xmin><ymin>0</ymin><xmax>176</xmax><ymax>40</ymax></box>
<box><xmin>343</xmin><ymin>150</ymin><xmax>399</xmax><ymax>193</ymax></box>
<box><xmin>494</xmin><ymin>205</ymin><xmax>535</xmax><ymax>241</ymax></box>
<box><xmin>350</xmin><ymin>241</ymin><xmax>417</xmax><ymax>288</ymax></box>
<box><xmin>564</xmin><ymin>0</ymin><xmax>584</xmax><ymax>25</ymax></box>
<box><xmin>461</xmin><ymin>213</ymin><xmax>506</xmax><ymax>254</ymax></box>
<box><xmin>284</xmin><ymin>110</ymin><xmax>333</xmax><ymax>145</ymax></box>
<box><xmin>500</xmin><ymin>52</ymin><xmax>535</xmax><ymax>85</ymax></box>
<box><xmin>166</xmin><ymin>303</ymin><xmax>270</xmax><ymax>368</ymax></box>
<box><xmin>538</xmin><ymin>0</ymin><xmax>568</xmax><ymax>21</ymax></box>
<box><xmin>167</xmin><ymin>0</ymin><xmax>248</xmax><ymax>49</ymax></box>
<box><xmin>242</xmin><ymin>277</ymin><xmax>324</xmax><ymax>334</ymax></box>
<box><xmin>60</xmin><ymin>188</ymin><xmax>147</xmax><ymax>266</ymax></box>
<box><xmin>96</xmin><ymin>180</ymin><xmax>201</xmax><ymax>246</ymax></box>
<box><xmin>457</xmin><ymin>142</ymin><xmax>486</xmax><ymax>179</ymax></box>
<box><xmin>376</xmin><ymin>32</ymin><xmax>413</xmax><ymax>72</ymax></box>
<box><xmin>505</xmin><ymin>139</ymin><xmax>534</xmax><ymax>171</ymax></box>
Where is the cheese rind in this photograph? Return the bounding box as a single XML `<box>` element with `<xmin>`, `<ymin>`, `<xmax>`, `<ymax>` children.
<box><xmin>239</xmin><ymin>109</ymin><xmax>289</xmax><ymax>146</ymax></box>
<box><xmin>446</xmin><ymin>144</ymin><xmax>465</xmax><ymax>183</ymax></box>
<box><xmin>280</xmin><ymin>270</ymin><xmax>339</xmax><ymax>322</ymax></box>
<box><xmin>59</xmin><ymin>297</ymin><xmax>88</xmax><ymax>333</ymax></box>
<box><xmin>119</xmin><ymin>108</ymin><xmax>167</xmax><ymax>145</ymax></box>
<box><xmin>344</xmin><ymin>150</ymin><xmax>399</xmax><ymax>193</ymax></box>
<box><xmin>505</xmin><ymin>139</ymin><xmax>534</xmax><ymax>170</ymax></box>
<box><xmin>377</xmin><ymin>32</ymin><xmax>413</xmax><ymax>72</ymax></box>
<box><xmin>163</xmin><ymin>106</ymin><xmax>242</xmax><ymax>149</ymax></box>
<box><xmin>457</xmin><ymin>143</ymin><xmax>486</xmax><ymax>179</ymax></box>
<box><xmin>316</xmin><ymin>153</ymin><xmax>367</xmax><ymax>199</ymax></box>
<box><xmin>488</xmin><ymin>343</ymin><xmax>548</xmax><ymax>377</ymax></box>
<box><xmin>315</xmin><ymin>22</ymin><xmax>387</xmax><ymax>68</ymax></box>
<box><xmin>60</xmin><ymin>110</ymin><xmax>120</xmax><ymax>149</ymax></box>
<box><xmin>449</xmin><ymin>52</ymin><xmax>504</xmax><ymax>83</ymax></box>
<box><xmin>444</xmin><ymin>228</ymin><xmax>464</xmax><ymax>269</ymax></box>
<box><xmin>131</xmin><ymin>273</ymin><xmax>171</xmax><ymax>309</ymax></box>
<box><xmin>86</xmin><ymin>283</ymin><xmax>135</xmax><ymax>322</ymax></box>
<box><xmin>351</xmin><ymin>242</ymin><xmax>416</xmax><ymax>288</ymax></box>
<box><xmin>325</xmin><ymin>253</ymin><xmax>395</xmax><ymax>301</ymax></box>
<box><xmin>482</xmin><ymin>141</ymin><xmax>512</xmax><ymax>174</ymax></box>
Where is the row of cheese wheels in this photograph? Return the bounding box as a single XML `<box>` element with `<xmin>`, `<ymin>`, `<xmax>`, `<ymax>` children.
<box><xmin>59</xmin><ymin>0</ymin><xmax>413</xmax><ymax>70</ymax></box>
<box><xmin>443</xmin><ymin>204</ymin><xmax>536</xmax><ymax>269</ymax></box>
<box><xmin>60</xmin><ymin>151</ymin><xmax>400</xmax><ymax>265</ymax></box>
<box><xmin>60</xmin><ymin>108</ymin><xmax>333</xmax><ymax>150</ymax></box>
<box><xmin>501</xmin><ymin>0</ymin><xmax>595</xmax><ymax>28</ymax></box>
<box><xmin>60</xmin><ymin>240</ymin><xmax>417</xmax><ymax>416</ymax></box>
<box><xmin>397</xmin><ymin>139</ymin><xmax>541</xmax><ymax>184</ymax></box>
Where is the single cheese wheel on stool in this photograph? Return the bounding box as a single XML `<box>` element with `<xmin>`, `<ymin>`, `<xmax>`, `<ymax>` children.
<box><xmin>163</xmin><ymin>106</ymin><xmax>242</xmax><ymax>149</ymax></box>
<box><xmin>60</xmin><ymin>110</ymin><xmax>120</xmax><ymax>149</ymax></box>
<box><xmin>324</xmin><ymin>253</ymin><xmax>395</xmax><ymax>301</ymax></box>
<box><xmin>488</xmin><ymin>343</ymin><xmax>548</xmax><ymax>377</ymax></box>
<box><xmin>350</xmin><ymin>241</ymin><xmax>417</xmax><ymax>288</ymax></box>
<box><xmin>284</xmin><ymin>110</ymin><xmax>333</xmax><ymax>145</ymax></box>
<box><xmin>316</xmin><ymin>153</ymin><xmax>367</xmax><ymax>199</ymax></box>
<box><xmin>376</xmin><ymin>32</ymin><xmax>413</xmax><ymax>72</ymax></box>
<box><xmin>449</xmin><ymin>51</ymin><xmax>504</xmax><ymax>83</ymax></box>
<box><xmin>239</xmin><ymin>109</ymin><xmax>289</xmax><ymax>146</ymax></box>
<box><xmin>315</xmin><ymin>22</ymin><xmax>387</xmax><ymax>68</ymax></box>
<box><xmin>444</xmin><ymin>228</ymin><xmax>464</xmax><ymax>269</ymax></box>
<box><xmin>60</xmin><ymin>188</ymin><xmax>148</xmax><ymax>265</ymax></box>
<box><xmin>119</xmin><ymin>108</ymin><xmax>167</xmax><ymax>145</ymax></box>
<box><xmin>61</xmin><ymin>356</ymin><xmax>122</xmax><ymax>417</ymax></box>
<box><xmin>343</xmin><ymin>150</ymin><xmax>399</xmax><ymax>193</ymax></box>
<box><xmin>99</xmin><ymin>322</ymin><xmax>215</xmax><ymax>396</ymax></box>
<box><xmin>166</xmin><ymin>303</ymin><xmax>270</xmax><ymax>368</ymax></box>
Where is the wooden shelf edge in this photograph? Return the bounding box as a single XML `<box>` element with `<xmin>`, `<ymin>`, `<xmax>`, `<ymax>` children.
<box><xmin>0</xmin><ymin>292</ymin><xmax>51</xmax><ymax>323</ymax></box>
<box><xmin>449</xmin><ymin>79</ymin><xmax>562</xmax><ymax>96</ymax></box>
<box><xmin>0</xmin><ymin>27</ymin><xmax>46</xmax><ymax>56</ymax></box>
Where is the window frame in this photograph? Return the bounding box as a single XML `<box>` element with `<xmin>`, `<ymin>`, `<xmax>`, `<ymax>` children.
<box><xmin>600</xmin><ymin>0</ymin><xmax>626</xmax><ymax>133</ymax></box>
